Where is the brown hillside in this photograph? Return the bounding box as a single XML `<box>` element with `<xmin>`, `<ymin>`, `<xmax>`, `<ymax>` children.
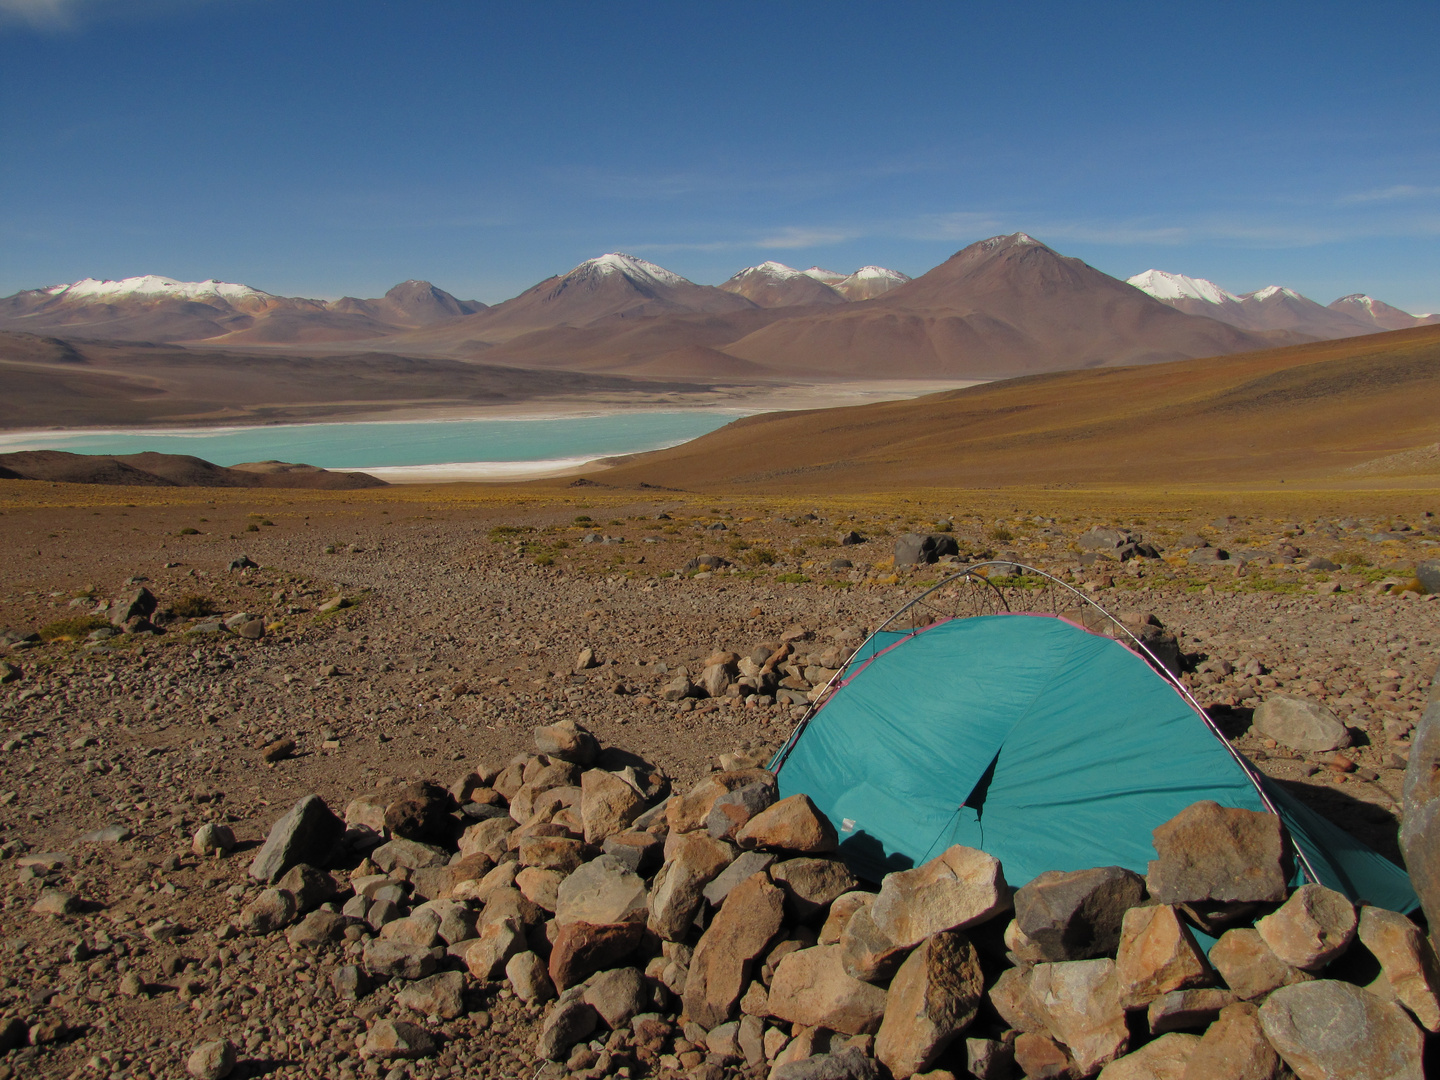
<box><xmin>590</xmin><ymin>324</ymin><xmax>1440</xmax><ymax>491</ymax></box>
<box><xmin>0</xmin><ymin>450</ymin><xmax>386</xmax><ymax>488</ymax></box>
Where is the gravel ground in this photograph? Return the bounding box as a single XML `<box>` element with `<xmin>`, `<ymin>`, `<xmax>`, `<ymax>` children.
<box><xmin>0</xmin><ymin>483</ymin><xmax>1435</xmax><ymax>1078</ymax></box>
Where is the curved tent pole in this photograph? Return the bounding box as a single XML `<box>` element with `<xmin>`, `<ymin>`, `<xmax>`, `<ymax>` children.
<box><xmin>769</xmin><ymin>560</ymin><xmax>1322</xmax><ymax>888</ymax></box>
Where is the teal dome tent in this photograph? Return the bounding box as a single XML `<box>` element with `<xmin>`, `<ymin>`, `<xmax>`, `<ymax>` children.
<box><xmin>769</xmin><ymin>564</ymin><xmax>1418</xmax><ymax>916</ymax></box>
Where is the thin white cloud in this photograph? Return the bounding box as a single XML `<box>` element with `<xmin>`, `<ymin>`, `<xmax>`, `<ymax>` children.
<box><xmin>0</xmin><ymin>0</ymin><xmax>235</xmax><ymax>30</ymax></box>
<box><xmin>756</xmin><ymin>226</ymin><xmax>855</xmax><ymax>249</ymax></box>
<box><xmin>1339</xmin><ymin>184</ymin><xmax>1440</xmax><ymax>205</ymax></box>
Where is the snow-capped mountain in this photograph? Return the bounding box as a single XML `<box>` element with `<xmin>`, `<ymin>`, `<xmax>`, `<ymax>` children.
<box><xmin>1328</xmin><ymin>293</ymin><xmax>1440</xmax><ymax>332</ymax></box>
<box><xmin>0</xmin><ymin>275</ymin><xmax>484</xmax><ymax>343</ymax></box>
<box><xmin>719</xmin><ymin>261</ymin><xmax>846</xmax><ymax>307</ymax></box>
<box><xmin>1126</xmin><ymin>269</ymin><xmax>1240</xmax><ymax>306</ymax></box>
<box><xmin>830</xmin><ymin>265</ymin><xmax>912</xmax><ymax>301</ymax></box>
<box><xmin>801</xmin><ymin>266</ymin><xmax>847</xmax><ymax>284</ymax></box>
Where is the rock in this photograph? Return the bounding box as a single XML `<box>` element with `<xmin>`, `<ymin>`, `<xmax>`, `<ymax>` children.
<box><xmin>683</xmin><ymin>871</ymin><xmax>786</xmax><ymax>1028</ymax></box>
<box><xmin>735</xmin><ymin>793</ymin><xmax>837</xmax><ymax>853</ymax></box>
<box><xmin>261</xmin><ymin>737</ymin><xmax>294</xmax><ymax>763</ymax></box>
<box><xmin>875</xmin><ymin>931</ymin><xmax>985</xmax><ymax>1079</ymax></box>
<box><xmin>1400</xmin><ymin>672</ymin><xmax>1440</xmax><ymax>937</ymax></box>
<box><xmin>463</xmin><ymin>918</ymin><xmax>525</xmax><ymax>980</ymax></box>
<box><xmin>396</xmin><ymin>970</ymin><xmax>466</xmax><ymax>1019</ymax></box>
<box><xmin>870</xmin><ymin>845</ymin><xmax>1011</xmax><ymax>949</ymax></box>
<box><xmin>1254</xmin><ymin>884</ymin><xmax>1356</xmax><ymax>971</ymax></box>
<box><xmin>331</xmin><ymin>963</ymin><xmax>371</xmax><ymax>1000</ymax></box>
<box><xmin>1252</xmin><ymin>695</ymin><xmax>1352</xmax><ymax>753</ymax></box>
<box><xmin>767</xmin><ymin>945</ymin><xmax>888</xmax><ymax>1036</ymax></box>
<box><xmin>506</xmin><ymin>950</ymin><xmax>556</xmax><ymax>1004</ymax></box>
<box><xmin>1179</xmin><ymin>1002</ymin><xmax>1283</xmax><ymax>1080</ymax></box>
<box><xmin>575</xmin><ymin>647</ymin><xmax>598</xmax><ymax>671</ymax></box>
<box><xmin>549</xmin><ymin>920</ymin><xmax>646</xmax><ymax>991</ymax></box>
<box><xmin>581</xmin><ymin>769</ymin><xmax>647</xmax><ymax>844</ymax></box>
<box><xmin>415</xmin><ymin>898</ymin><xmax>477</xmax><ymax>944</ymax></box>
<box><xmin>554</xmin><ymin>853</ymin><xmax>648</xmax><ymax>927</ymax></box>
<box><xmin>1013</xmin><ymin>865</ymin><xmax>1146</xmax><ymax>962</ymax></box>
<box><xmin>648</xmin><ymin>832</ymin><xmax>734</xmax><ymax>940</ymax></box>
<box><xmin>380</xmin><ymin>910</ymin><xmax>442</xmax><ymax>948</ymax></box>
<box><xmin>771</xmin><ymin>856</ymin><xmax>861</xmax><ymax>922</ymax></box>
<box><xmin>1147</xmin><ymin>987</ymin><xmax>1237</xmax><ymax>1034</ymax></box>
<box><xmin>770</xmin><ymin>1047</ymin><xmax>880</xmax><ymax>1080</ymax></box>
<box><xmin>703</xmin><ymin>850</ymin><xmax>777</xmax><ymax>907</ymax></box>
<box><xmin>31</xmin><ymin>887</ymin><xmax>80</xmax><ymax>915</ymax></box>
<box><xmin>111</xmin><ymin>585</ymin><xmax>156</xmax><ymax>625</ymax></box>
<box><xmin>1115</xmin><ymin>904</ymin><xmax>1212</xmax><ymax>1009</ymax></box>
<box><xmin>1258</xmin><ymin>980</ymin><xmax>1425</xmax><ymax>1080</ymax></box>
<box><xmin>1097</xmin><ymin>1032</ymin><xmax>1200</xmax><ymax>1080</ymax></box>
<box><xmin>248</xmin><ymin>794</ymin><xmax>344</xmax><ymax>884</ymax></box>
<box><xmin>701</xmin><ymin>661</ymin><xmax>735</xmax><ymax>699</ymax></box>
<box><xmin>1012</xmin><ymin>1032</ymin><xmax>1078</xmax><ymax>1080</ymax></box>
<box><xmin>238</xmin><ymin>888</ymin><xmax>298</xmax><ymax>934</ymax></box>
<box><xmin>1030</xmin><ymin>958</ymin><xmax>1130</xmax><ymax>1074</ymax></box>
<box><xmin>706</xmin><ymin>781</ymin><xmax>776</xmax><ymax>840</ymax></box>
<box><xmin>1356</xmin><ymin>906</ymin><xmax>1440</xmax><ymax>1032</ymax></box>
<box><xmin>668</xmin><ymin>768</ymin><xmax>777</xmax><ymax>833</ymax></box>
<box><xmin>518</xmin><ymin>835</ymin><xmax>584</xmax><ymax>873</ymax></box>
<box><xmin>285</xmin><ymin>909</ymin><xmax>349</xmax><ymax>948</ymax></box>
<box><xmin>1146</xmin><ymin>801</ymin><xmax>1288</xmax><ymax>905</ymax></box>
<box><xmin>838</xmin><ymin>897</ymin><xmax>908</xmax><ymax>984</ymax></box>
<box><xmin>602</xmin><ymin>830</ymin><xmax>664</xmax><ymax>874</ymax></box>
<box><xmin>81</xmin><ymin>822</ymin><xmax>133</xmax><ymax>843</ymax></box>
<box><xmin>538</xmin><ymin>997</ymin><xmax>599</xmax><ymax>1061</ymax></box>
<box><xmin>383</xmin><ymin>781</ymin><xmax>454</xmax><ymax>845</ymax></box>
<box><xmin>894</xmin><ymin>533</ymin><xmax>959</xmax><ymax>566</ymax></box>
<box><xmin>186</xmin><ymin>1039</ymin><xmax>236</xmax><ymax>1080</ymax></box>
<box><xmin>583</xmin><ymin>966</ymin><xmax>650</xmax><ymax>1028</ymax></box>
<box><xmin>458</xmin><ymin>816</ymin><xmax>516</xmax><ymax>861</ymax></box>
<box><xmin>372</xmin><ymin>836</ymin><xmax>449</xmax><ymax>873</ymax></box>
<box><xmin>965</xmin><ymin>1038</ymin><xmax>1015</xmax><ymax>1080</ymax></box>
<box><xmin>535</xmin><ymin>719</ymin><xmax>599</xmax><ymax>766</ymax></box>
<box><xmin>516</xmin><ymin>867</ymin><xmax>563</xmax><ymax>911</ymax></box>
<box><xmin>276</xmin><ymin>863</ymin><xmax>337</xmax><ymax>912</ymax></box>
<box><xmin>362</xmin><ymin>939</ymin><xmax>437</xmax><ymax>981</ymax></box>
<box><xmin>821</xmin><ymin>891</ymin><xmax>873</xmax><ymax>945</ymax></box>
<box><xmin>362</xmin><ymin>1018</ymin><xmax>436</xmax><ymax>1060</ymax></box>
<box><xmin>1209</xmin><ymin>928</ymin><xmax>1313</xmax><ymax>1000</ymax></box>
<box><xmin>1080</xmin><ymin>527</ymin><xmax>1131</xmax><ymax>551</ymax></box>
<box><xmin>192</xmin><ymin>822</ymin><xmax>235</xmax><ymax>857</ymax></box>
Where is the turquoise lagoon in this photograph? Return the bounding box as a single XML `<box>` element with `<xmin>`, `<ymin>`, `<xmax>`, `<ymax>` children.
<box><xmin>0</xmin><ymin>411</ymin><xmax>744</xmax><ymax>479</ymax></box>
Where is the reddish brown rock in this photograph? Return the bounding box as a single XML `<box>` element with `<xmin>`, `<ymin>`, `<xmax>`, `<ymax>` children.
<box><xmin>767</xmin><ymin>945</ymin><xmax>888</xmax><ymax>1036</ymax></box>
<box><xmin>1208</xmin><ymin>928</ymin><xmax>1313</xmax><ymax>1000</ymax></box>
<box><xmin>734</xmin><ymin>793</ymin><xmax>838</xmax><ymax>853</ymax></box>
<box><xmin>1356</xmin><ymin>905</ymin><xmax>1440</xmax><ymax>1032</ymax></box>
<box><xmin>1179</xmin><ymin>1002</ymin><xmax>1283</xmax><ymax>1080</ymax></box>
<box><xmin>1096</xmin><ymin>1033</ymin><xmax>1200</xmax><ymax>1080</ymax></box>
<box><xmin>870</xmin><ymin>845</ymin><xmax>1011</xmax><ymax>949</ymax></box>
<box><xmin>1114</xmin><ymin>904</ymin><xmax>1212</xmax><ymax>1009</ymax></box>
<box><xmin>1254</xmin><ymin>884</ymin><xmax>1356</xmax><ymax>972</ymax></box>
<box><xmin>1146</xmin><ymin>802</ymin><xmax>1288</xmax><ymax>905</ymax></box>
<box><xmin>667</xmin><ymin>769</ymin><xmax>777</xmax><ymax>834</ymax></box>
<box><xmin>1013</xmin><ymin>1032</ymin><xmax>1079</xmax><ymax>1080</ymax></box>
<box><xmin>682</xmin><ymin>872</ymin><xmax>785</xmax><ymax>1029</ymax></box>
<box><xmin>548</xmin><ymin>921</ymin><xmax>646</xmax><ymax>992</ymax></box>
<box><xmin>647</xmin><ymin>831</ymin><xmax>734</xmax><ymax>941</ymax></box>
<box><xmin>874</xmin><ymin>931</ymin><xmax>984</xmax><ymax>1079</ymax></box>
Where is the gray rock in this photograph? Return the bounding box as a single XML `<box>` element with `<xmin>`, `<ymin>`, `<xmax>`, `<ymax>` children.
<box><xmin>370</xmin><ymin>837</ymin><xmax>448</xmax><ymax>873</ymax></box>
<box><xmin>582</xmin><ymin>966</ymin><xmax>650</xmax><ymax>1029</ymax></box>
<box><xmin>248</xmin><ymin>794</ymin><xmax>344</xmax><ymax>884</ymax></box>
<box><xmin>276</xmin><ymin>863</ymin><xmax>337</xmax><ymax>912</ymax></box>
<box><xmin>285</xmin><ymin>910</ymin><xmax>349</xmax><ymax>948</ymax></box>
<box><xmin>186</xmin><ymin>1039</ymin><xmax>236</xmax><ymax>1080</ymax></box>
<box><xmin>192</xmin><ymin>822</ymin><xmax>236</xmax><ymax>857</ymax></box>
<box><xmin>1415</xmin><ymin>560</ymin><xmax>1440</xmax><ymax>594</ymax></box>
<box><xmin>331</xmin><ymin>964</ymin><xmax>372</xmax><ymax>1000</ymax></box>
<box><xmin>1252</xmin><ymin>694</ymin><xmax>1351</xmax><ymax>753</ymax></box>
<box><xmin>361</xmin><ymin>939</ymin><xmax>437</xmax><ymax>981</ymax></box>
<box><xmin>1013</xmin><ymin>865</ymin><xmax>1146</xmax><ymax>962</ymax></box>
<box><xmin>361</xmin><ymin>1018</ymin><xmax>436</xmax><ymax>1060</ymax></box>
<box><xmin>505</xmin><ymin>950</ymin><xmax>555</xmax><ymax>1004</ymax></box>
<box><xmin>770</xmin><ymin>1047</ymin><xmax>881</xmax><ymax>1080</ymax></box>
<box><xmin>110</xmin><ymin>586</ymin><xmax>156</xmax><ymax>626</ymax></box>
<box><xmin>1401</xmin><ymin>666</ymin><xmax>1440</xmax><ymax>937</ymax></box>
<box><xmin>1259</xmin><ymin>980</ymin><xmax>1425</xmax><ymax>1080</ymax></box>
<box><xmin>81</xmin><ymin>823</ymin><xmax>133</xmax><ymax>844</ymax></box>
<box><xmin>537</xmin><ymin>999</ymin><xmax>598</xmax><ymax>1061</ymax></box>
<box><xmin>396</xmin><ymin>970</ymin><xmax>466</xmax><ymax>1020</ymax></box>
<box><xmin>555</xmin><ymin>854</ymin><xmax>648</xmax><ymax>927</ymax></box>
<box><xmin>238</xmin><ymin>888</ymin><xmax>298</xmax><ymax>934</ymax></box>
<box><xmin>770</xmin><ymin>856</ymin><xmax>860</xmax><ymax>922</ymax></box>
<box><xmin>1079</xmin><ymin>528</ymin><xmax>1130</xmax><ymax>550</ymax></box>
<box><xmin>702</xmin><ymin>850</ymin><xmax>777</xmax><ymax>908</ymax></box>
<box><xmin>893</xmin><ymin>533</ymin><xmax>959</xmax><ymax>566</ymax></box>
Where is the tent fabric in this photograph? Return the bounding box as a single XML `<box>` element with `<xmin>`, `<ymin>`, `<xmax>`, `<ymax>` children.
<box><xmin>773</xmin><ymin>612</ymin><xmax>1417</xmax><ymax>914</ymax></box>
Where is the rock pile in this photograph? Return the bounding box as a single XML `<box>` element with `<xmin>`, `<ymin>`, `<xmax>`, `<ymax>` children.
<box><xmin>212</xmin><ymin>720</ymin><xmax>1436</xmax><ymax>1080</ymax></box>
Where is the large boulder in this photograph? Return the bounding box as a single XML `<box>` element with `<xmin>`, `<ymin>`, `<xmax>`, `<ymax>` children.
<box><xmin>1400</xmin><ymin>669</ymin><xmax>1440</xmax><ymax>938</ymax></box>
<box><xmin>554</xmin><ymin>854</ymin><xmax>647</xmax><ymax>927</ymax></box>
<box><xmin>1252</xmin><ymin>695</ymin><xmax>1352</xmax><ymax>753</ymax></box>
<box><xmin>874</xmin><ymin>930</ymin><xmax>985</xmax><ymax>1079</ymax></box>
<box><xmin>647</xmin><ymin>832</ymin><xmax>734</xmax><ymax>940</ymax></box>
<box><xmin>734</xmin><ymin>793</ymin><xmax>837</xmax><ymax>853</ymax></box>
<box><xmin>580</xmin><ymin>769</ymin><xmax>646</xmax><ymax>844</ymax></box>
<box><xmin>1013</xmin><ymin>865</ymin><xmax>1147</xmax><ymax>962</ymax></box>
<box><xmin>870</xmin><ymin>845</ymin><xmax>1010</xmax><ymax>948</ymax></box>
<box><xmin>1146</xmin><ymin>801</ymin><xmax>1288</xmax><ymax>905</ymax></box>
<box><xmin>548</xmin><ymin>921</ymin><xmax>645</xmax><ymax>991</ymax></box>
<box><xmin>767</xmin><ymin>945</ymin><xmax>888</xmax><ymax>1035</ymax></box>
<box><xmin>248</xmin><ymin>795</ymin><xmax>344</xmax><ymax>884</ymax></box>
<box><xmin>1258</xmin><ymin>980</ymin><xmax>1425</xmax><ymax>1080</ymax></box>
<box><xmin>1254</xmin><ymin>884</ymin><xmax>1356</xmax><ymax>971</ymax></box>
<box><xmin>682</xmin><ymin>871</ymin><xmax>785</xmax><ymax>1029</ymax></box>
<box><xmin>893</xmin><ymin>533</ymin><xmax>959</xmax><ymax>566</ymax></box>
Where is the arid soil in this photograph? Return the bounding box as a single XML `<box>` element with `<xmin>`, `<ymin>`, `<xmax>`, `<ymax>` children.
<box><xmin>0</xmin><ymin>480</ymin><xmax>1436</xmax><ymax>1078</ymax></box>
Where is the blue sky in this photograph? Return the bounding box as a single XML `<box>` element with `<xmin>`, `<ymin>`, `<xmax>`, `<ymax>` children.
<box><xmin>2</xmin><ymin>1</ymin><xmax>1437</xmax><ymax>311</ymax></box>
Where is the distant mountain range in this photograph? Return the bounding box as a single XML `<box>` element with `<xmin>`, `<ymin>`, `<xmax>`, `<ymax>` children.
<box><xmin>1</xmin><ymin>238</ymin><xmax>1431</xmax><ymax>380</ymax></box>
<box><xmin>1127</xmin><ymin>269</ymin><xmax>1438</xmax><ymax>339</ymax></box>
